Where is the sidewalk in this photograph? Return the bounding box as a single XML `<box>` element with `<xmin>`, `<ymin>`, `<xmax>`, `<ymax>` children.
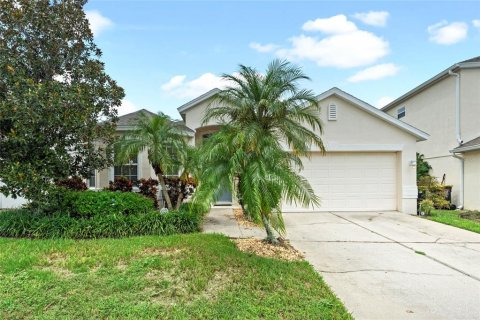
<box><xmin>202</xmin><ymin>207</ymin><xmax>265</xmax><ymax>239</ymax></box>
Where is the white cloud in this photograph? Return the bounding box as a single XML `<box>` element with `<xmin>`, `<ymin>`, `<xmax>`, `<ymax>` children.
<box><xmin>473</xmin><ymin>20</ymin><xmax>480</xmax><ymax>28</ymax></box>
<box><xmin>249</xmin><ymin>42</ymin><xmax>278</xmax><ymax>53</ymax></box>
<box><xmin>353</xmin><ymin>11</ymin><xmax>389</xmax><ymax>27</ymax></box>
<box><xmin>302</xmin><ymin>15</ymin><xmax>357</xmax><ymax>34</ymax></box>
<box><xmin>85</xmin><ymin>10</ymin><xmax>113</xmax><ymax>36</ymax></box>
<box><xmin>161</xmin><ymin>75</ymin><xmax>186</xmax><ymax>91</ymax></box>
<box><xmin>428</xmin><ymin>21</ymin><xmax>468</xmax><ymax>45</ymax></box>
<box><xmin>271</xmin><ymin>15</ymin><xmax>389</xmax><ymax>68</ymax></box>
<box><xmin>118</xmin><ymin>99</ymin><xmax>140</xmax><ymax>116</ymax></box>
<box><xmin>161</xmin><ymin>73</ymin><xmax>229</xmax><ymax>99</ymax></box>
<box><xmin>276</xmin><ymin>32</ymin><xmax>389</xmax><ymax>69</ymax></box>
<box><xmin>376</xmin><ymin>96</ymin><xmax>395</xmax><ymax>108</ymax></box>
<box><xmin>347</xmin><ymin>63</ymin><xmax>400</xmax><ymax>83</ymax></box>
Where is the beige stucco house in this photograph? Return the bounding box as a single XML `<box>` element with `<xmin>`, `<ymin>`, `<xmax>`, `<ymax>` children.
<box><xmin>382</xmin><ymin>57</ymin><xmax>480</xmax><ymax>210</ymax></box>
<box><xmin>178</xmin><ymin>87</ymin><xmax>428</xmax><ymax>214</ymax></box>
<box><xmin>89</xmin><ymin>109</ymin><xmax>194</xmax><ymax>191</ymax></box>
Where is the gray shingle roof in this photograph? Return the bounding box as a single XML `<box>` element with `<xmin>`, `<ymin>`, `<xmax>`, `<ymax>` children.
<box><xmin>117</xmin><ymin>109</ymin><xmax>194</xmax><ymax>133</ymax></box>
<box><xmin>452</xmin><ymin>136</ymin><xmax>480</xmax><ymax>153</ymax></box>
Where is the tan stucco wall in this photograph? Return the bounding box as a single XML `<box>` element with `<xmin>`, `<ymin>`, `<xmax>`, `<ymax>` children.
<box><xmin>464</xmin><ymin>150</ymin><xmax>480</xmax><ymax>210</ymax></box>
<box><xmin>182</xmin><ymin>93</ymin><xmax>419</xmax><ymax>214</ymax></box>
<box><xmin>386</xmin><ymin>68</ymin><xmax>480</xmax><ymax>205</ymax></box>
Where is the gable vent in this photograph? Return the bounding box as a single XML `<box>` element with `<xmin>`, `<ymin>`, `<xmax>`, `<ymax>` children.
<box><xmin>328</xmin><ymin>104</ymin><xmax>337</xmax><ymax>121</ymax></box>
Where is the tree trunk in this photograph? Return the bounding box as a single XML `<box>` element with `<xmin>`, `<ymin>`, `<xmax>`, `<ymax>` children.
<box><xmin>175</xmin><ymin>192</ymin><xmax>184</xmax><ymax>210</ymax></box>
<box><xmin>261</xmin><ymin>214</ymin><xmax>278</xmax><ymax>244</ymax></box>
<box><xmin>157</xmin><ymin>174</ymin><xmax>173</xmax><ymax>210</ymax></box>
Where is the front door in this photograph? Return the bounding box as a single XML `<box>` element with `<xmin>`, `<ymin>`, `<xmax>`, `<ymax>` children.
<box><xmin>216</xmin><ymin>188</ymin><xmax>232</xmax><ymax>205</ymax></box>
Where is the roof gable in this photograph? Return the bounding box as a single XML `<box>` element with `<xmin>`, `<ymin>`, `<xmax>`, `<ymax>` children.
<box><xmin>317</xmin><ymin>87</ymin><xmax>429</xmax><ymax>141</ymax></box>
<box><xmin>177</xmin><ymin>88</ymin><xmax>220</xmax><ymax>114</ymax></box>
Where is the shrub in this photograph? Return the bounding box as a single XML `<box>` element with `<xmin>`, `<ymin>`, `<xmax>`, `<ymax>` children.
<box><xmin>164</xmin><ymin>176</ymin><xmax>196</xmax><ymax>209</ymax></box>
<box><xmin>138</xmin><ymin>178</ymin><xmax>159</xmax><ymax>208</ymax></box>
<box><xmin>418</xmin><ymin>176</ymin><xmax>450</xmax><ymax>209</ymax></box>
<box><xmin>108</xmin><ymin>177</ymin><xmax>133</xmax><ymax>192</ymax></box>
<box><xmin>419</xmin><ymin>199</ymin><xmax>434</xmax><ymax>216</ymax></box>
<box><xmin>0</xmin><ymin>208</ymin><xmax>202</xmax><ymax>239</ymax></box>
<box><xmin>55</xmin><ymin>176</ymin><xmax>88</xmax><ymax>191</ymax></box>
<box><xmin>65</xmin><ymin>191</ymin><xmax>154</xmax><ymax>218</ymax></box>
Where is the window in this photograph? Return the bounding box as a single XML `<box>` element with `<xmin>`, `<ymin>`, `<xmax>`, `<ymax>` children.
<box><xmin>87</xmin><ymin>170</ymin><xmax>96</xmax><ymax>188</ymax></box>
<box><xmin>114</xmin><ymin>155</ymin><xmax>138</xmax><ymax>184</ymax></box>
<box><xmin>397</xmin><ymin>106</ymin><xmax>406</xmax><ymax>119</ymax></box>
<box><xmin>164</xmin><ymin>145</ymin><xmax>180</xmax><ymax>176</ymax></box>
<box><xmin>328</xmin><ymin>103</ymin><xmax>337</xmax><ymax>121</ymax></box>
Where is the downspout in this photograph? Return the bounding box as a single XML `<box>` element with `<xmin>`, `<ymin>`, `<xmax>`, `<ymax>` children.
<box><xmin>449</xmin><ymin>68</ymin><xmax>463</xmax><ymax>209</ymax></box>
<box><xmin>452</xmin><ymin>153</ymin><xmax>464</xmax><ymax>210</ymax></box>
<box><xmin>448</xmin><ymin>69</ymin><xmax>462</xmax><ymax>144</ymax></box>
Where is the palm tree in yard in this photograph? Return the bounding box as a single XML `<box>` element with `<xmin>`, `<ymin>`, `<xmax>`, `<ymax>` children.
<box><xmin>195</xmin><ymin>59</ymin><xmax>326</xmax><ymax>243</ymax></box>
<box><xmin>114</xmin><ymin>113</ymin><xmax>187</xmax><ymax>210</ymax></box>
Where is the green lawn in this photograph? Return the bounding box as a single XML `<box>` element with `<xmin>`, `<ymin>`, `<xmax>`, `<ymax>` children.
<box><xmin>424</xmin><ymin>210</ymin><xmax>480</xmax><ymax>234</ymax></box>
<box><xmin>0</xmin><ymin>233</ymin><xmax>351</xmax><ymax>320</ymax></box>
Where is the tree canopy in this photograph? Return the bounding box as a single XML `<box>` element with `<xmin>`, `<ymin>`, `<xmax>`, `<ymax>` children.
<box><xmin>0</xmin><ymin>0</ymin><xmax>124</xmax><ymax>203</ymax></box>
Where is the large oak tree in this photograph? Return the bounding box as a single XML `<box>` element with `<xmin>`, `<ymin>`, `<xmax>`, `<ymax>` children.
<box><xmin>0</xmin><ymin>0</ymin><xmax>124</xmax><ymax>204</ymax></box>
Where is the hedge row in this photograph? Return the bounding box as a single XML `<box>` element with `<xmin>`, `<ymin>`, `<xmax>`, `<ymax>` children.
<box><xmin>0</xmin><ymin>191</ymin><xmax>209</xmax><ymax>239</ymax></box>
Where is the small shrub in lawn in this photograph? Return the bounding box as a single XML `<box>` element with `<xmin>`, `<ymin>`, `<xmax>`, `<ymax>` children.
<box><xmin>65</xmin><ymin>191</ymin><xmax>154</xmax><ymax>218</ymax></box>
<box><xmin>107</xmin><ymin>176</ymin><xmax>133</xmax><ymax>192</ymax></box>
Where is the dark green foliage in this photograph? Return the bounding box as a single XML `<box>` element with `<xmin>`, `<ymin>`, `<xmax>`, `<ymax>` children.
<box><xmin>55</xmin><ymin>176</ymin><xmax>88</xmax><ymax>191</ymax></box>
<box><xmin>138</xmin><ymin>178</ymin><xmax>159</xmax><ymax>208</ymax></box>
<box><xmin>66</xmin><ymin>191</ymin><xmax>154</xmax><ymax>218</ymax></box>
<box><xmin>107</xmin><ymin>176</ymin><xmax>133</xmax><ymax>192</ymax></box>
<box><xmin>416</xmin><ymin>153</ymin><xmax>432</xmax><ymax>180</ymax></box>
<box><xmin>0</xmin><ymin>0</ymin><xmax>124</xmax><ymax>203</ymax></box>
<box><xmin>0</xmin><ymin>209</ymin><xmax>201</xmax><ymax>239</ymax></box>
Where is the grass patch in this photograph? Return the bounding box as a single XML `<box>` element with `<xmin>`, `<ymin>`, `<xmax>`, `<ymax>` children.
<box><xmin>423</xmin><ymin>210</ymin><xmax>480</xmax><ymax>234</ymax></box>
<box><xmin>0</xmin><ymin>233</ymin><xmax>351</xmax><ymax>319</ymax></box>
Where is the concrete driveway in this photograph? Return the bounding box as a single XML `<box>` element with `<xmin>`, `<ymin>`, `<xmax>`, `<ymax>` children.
<box><xmin>284</xmin><ymin>211</ymin><xmax>480</xmax><ymax>320</ymax></box>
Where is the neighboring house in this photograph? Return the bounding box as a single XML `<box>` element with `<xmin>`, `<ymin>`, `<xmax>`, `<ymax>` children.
<box><xmin>382</xmin><ymin>57</ymin><xmax>480</xmax><ymax>210</ymax></box>
<box><xmin>178</xmin><ymin>87</ymin><xmax>428</xmax><ymax>214</ymax></box>
<box><xmin>91</xmin><ymin>109</ymin><xmax>194</xmax><ymax>190</ymax></box>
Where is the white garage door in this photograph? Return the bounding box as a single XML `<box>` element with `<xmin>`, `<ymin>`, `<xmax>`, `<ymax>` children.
<box><xmin>283</xmin><ymin>152</ymin><xmax>397</xmax><ymax>212</ymax></box>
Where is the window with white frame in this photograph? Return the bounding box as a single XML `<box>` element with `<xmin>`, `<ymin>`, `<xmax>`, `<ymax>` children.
<box><xmin>114</xmin><ymin>155</ymin><xmax>138</xmax><ymax>184</ymax></box>
<box><xmin>397</xmin><ymin>106</ymin><xmax>406</xmax><ymax>119</ymax></box>
<box><xmin>87</xmin><ymin>170</ymin><xmax>96</xmax><ymax>188</ymax></box>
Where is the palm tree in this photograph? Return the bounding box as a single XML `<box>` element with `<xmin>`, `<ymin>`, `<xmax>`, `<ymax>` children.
<box><xmin>195</xmin><ymin>59</ymin><xmax>325</xmax><ymax>243</ymax></box>
<box><xmin>114</xmin><ymin>112</ymin><xmax>187</xmax><ymax>210</ymax></box>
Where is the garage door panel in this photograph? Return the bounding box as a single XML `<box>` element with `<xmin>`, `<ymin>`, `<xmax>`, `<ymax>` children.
<box><xmin>283</xmin><ymin>152</ymin><xmax>397</xmax><ymax>212</ymax></box>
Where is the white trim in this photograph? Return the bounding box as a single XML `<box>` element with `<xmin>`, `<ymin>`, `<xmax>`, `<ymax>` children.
<box><xmin>316</xmin><ymin>87</ymin><xmax>429</xmax><ymax>141</ymax></box>
<box><xmin>177</xmin><ymin>88</ymin><xmax>220</xmax><ymax>114</ymax></box>
<box><xmin>451</xmin><ymin>144</ymin><xmax>480</xmax><ymax>153</ymax></box>
<box><xmin>324</xmin><ymin>144</ymin><xmax>404</xmax><ymax>152</ymax></box>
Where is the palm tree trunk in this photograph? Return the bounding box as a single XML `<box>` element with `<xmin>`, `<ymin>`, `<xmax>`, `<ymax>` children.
<box><xmin>261</xmin><ymin>214</ymin><xmax>278</xmax><ymax>244</ymax></box>
<box><xmin>175</xmin><ymin>192</ymin><xmax>184</xmax><ymax>210</ymax></box>
<box><xmin>157</xmin><ymin>174</ymin><xmax>173</xmax><ymax>210</ymax></box>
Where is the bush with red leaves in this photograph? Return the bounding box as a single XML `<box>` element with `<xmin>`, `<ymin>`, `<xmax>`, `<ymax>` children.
<box><xmin>55</xmin><ymin>176</ymin><xmax>87</xmax><ymax>191</ymax></box>
<box><xmin>108</xmin><ymin>177</ymin><xmax>133</xmax><ymax>192</ymax></box>
<box><xmin>138</xmin><ymin>178</ymin><xmax>159</xmax><ymax>208</ymax></box>
<box><xmin>164</xmin><ymin>177</ymin><xmax>196</xmax><ymax>209</ymax></box>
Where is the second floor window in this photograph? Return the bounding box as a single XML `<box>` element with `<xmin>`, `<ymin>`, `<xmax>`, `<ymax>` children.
<box><xmin>397</xmin><ymin>106</ymin><xmax>406</xmax><ymax>119</ymax></box>
<box><xmin>114</xmin><ymin>155</ymin><xmax>138</xmax><ymax>184</ymax></box>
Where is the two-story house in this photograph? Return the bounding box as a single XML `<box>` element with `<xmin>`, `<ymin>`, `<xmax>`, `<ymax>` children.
<box><xmin>382</xmin><ymin>57</ymin><xmax>480</xmax><ymax>210</ymax></box>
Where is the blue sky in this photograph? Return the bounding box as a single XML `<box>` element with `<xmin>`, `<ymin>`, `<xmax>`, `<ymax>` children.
<box><xmin>85</xmin><ymin>1</ymin><xmax>480</xmax><ymax>119</ymax></box>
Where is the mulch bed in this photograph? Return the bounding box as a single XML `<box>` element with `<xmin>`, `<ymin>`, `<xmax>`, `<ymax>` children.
<box><xmin>234</xmin><ymin>238</ymin><xmax>304</xmax><ymax>261</ymax></box>
<box><xmin>233</xmin><ymin>208</ymin><xmax>259</xmax><ymax>228</ymax></box>
<box><xmin>459</xmin><ymin>210</ymin><xmax>480</xmax><ymax>223</ymax></box>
